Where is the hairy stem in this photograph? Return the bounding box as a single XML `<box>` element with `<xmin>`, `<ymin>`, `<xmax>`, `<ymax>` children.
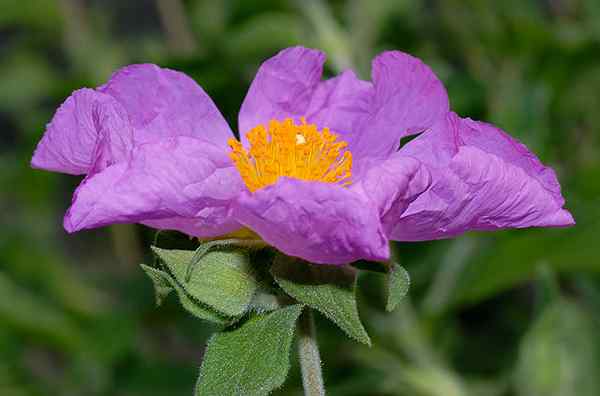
<box><xmin>297</xmin><ymin>308</ymin><xmax>325</xmax><ymax>396</ymax></box>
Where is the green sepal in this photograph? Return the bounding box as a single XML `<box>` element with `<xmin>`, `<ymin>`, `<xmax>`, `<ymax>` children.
<box><xmin>386</xmin><ymin>262</ymin><xmax>410</xmax><ymax>312</ymax></box>
<box><xmin>351</xmin><ymin>260</ymin><xmax>410</xmax><ymax>311</ymax></box>
<box><xmin>151</xmin><ymin>246</ymin><xmax>258</xmax><ymax>318</ymax></box>
<box><xmin>271</xmin><ymin>255</ymin><xmax>371</xmax><ymax>346</ymax></box>
<box><xmin>140</xmin><ymin>264</ymin><xmax>173</xmax><ymax>306</ymax></box>
<box><xmin>140</xmin><ymin>264</ymin><xmax>229</xmax><ymax>325</ymax></box>
<box><xmin>195</xmin><ymin>304</ymin><xmax>304</xmax><ymax>396</ymax></box>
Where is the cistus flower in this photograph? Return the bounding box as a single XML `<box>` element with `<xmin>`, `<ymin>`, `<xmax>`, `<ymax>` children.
<box><xmin>31</xmin><ymin>46</ymin><xmax>574</xmax><ymax>265</ymax></box>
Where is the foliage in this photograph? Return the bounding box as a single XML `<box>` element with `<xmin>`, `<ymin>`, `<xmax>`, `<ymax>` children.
<box><xmin>1</xmin><ymin>0</ymin><xmax>599</xmax><ymax>395</ymax></box>
<box><xmin>196</xmin><ymin>305</ymin><xmax>304</xmax><ymax>396</ymax></box>
<box><xmin>272</xmin><ymin>255</ymin><xmax>371</xmax><ymax>346</ymax></box>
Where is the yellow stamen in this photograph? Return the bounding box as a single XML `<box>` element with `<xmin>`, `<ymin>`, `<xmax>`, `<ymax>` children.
<box><xmin>228</xmin><ymin>118</ymin><xmax>353</xmax><ymax>192</ymax></box>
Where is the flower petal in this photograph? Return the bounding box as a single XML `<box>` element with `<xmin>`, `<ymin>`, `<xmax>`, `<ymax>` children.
<box><xmin>351</xmin><ymin>51</ymin><xmax>450</xmax><ymax>161</ymax></box>
<box><xmin>238</xmin><ymin>46</ymin><xmax>326</xmax><ymax>138</ymax></box>
<box><xmin>239</xmin><ymin>49</ymin><xmax>374</xmax><ymax>174</ymax></box>
<box><xmin>389</xmin><ymin>113</ymin><xmax>574</xmax><ymax>240</ymax></box>
<box><xmin>100</xmin><ymin>64</ymin><xmax>233</xmax><ymax>147</ymax></box>
<box><xmin>238</xmin><ymin>48</ymin><xmax>448</xmax><ymax>175</ymax></box>
<box><xmin>31</xmin><ymin>89</ymin><xmax>133</xmax><ymax>175</ymax></box>
<box><xmin>32</xmin><ymin>64</ymin><xmax>233</xmax><ymax>177</ymax></box>
<box><xmin>142</xmin><ymin>212</ymin><xmax>241</xmax><ymax>239</ymax></box>
<box><xmin>64</xmin><ymin>137</ymin><xmax>244</xmax><ymax>236</ymax></box>
<box><xmin>352</xmin><ymin>155</ymin><xmax>431</xmax><ymax>236</ymax></box>
<box><xmin>234</xmin><ymin>178</ymin><xmax>389</xmax><ymax>265</ymax></box>
<box><xmin>305</xmin><ymin>70</ymin><xmax>373</xmax><ymax>150</ymax></box>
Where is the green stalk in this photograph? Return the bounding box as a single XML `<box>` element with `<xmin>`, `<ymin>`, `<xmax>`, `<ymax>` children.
<box><xmin>297</xmin><ymin>308</ymin><xmax>325</xmax><ymax>396</ymax></box>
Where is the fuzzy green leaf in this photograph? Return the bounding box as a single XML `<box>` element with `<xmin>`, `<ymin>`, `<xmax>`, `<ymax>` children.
<box><xmin>140</xmin><ymin>264</ymin><xmax>228</xmax><ymax>325</ymax></box>
<box><xmin>271</xmin><ymin>256</ymin><xmax>371</xmax><ymax>345</ymax></box>
<box><xmin>140</xmin><ymin>264</ymin><xmax>173</xmax><ymax>306</ymax></box>
<box><xmin>196</xmin><ymin>304</ymin><xmax>304</xmax><ymax>396</ymax></box>
<box><xmin>386</xmin><ymin>262</ymin><xmax>410</xmax><ymax>312</ymax></box>
<box><xmin>151</xmin><ymin>247</ymin><xmax>258</xmax><ymax>317</ymax></box>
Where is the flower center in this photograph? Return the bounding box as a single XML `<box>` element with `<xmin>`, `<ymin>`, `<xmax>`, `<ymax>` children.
<box><xmin>228</xmin><ymin>118</ymin><xmax>353</xmax><ymax>192</ymax></box>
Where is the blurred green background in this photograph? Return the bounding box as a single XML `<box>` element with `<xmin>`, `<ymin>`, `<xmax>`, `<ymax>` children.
<box><xmin>1</xmin><ymin>0</ymin><xmax>599</xmax><ymax>395</ymax></box>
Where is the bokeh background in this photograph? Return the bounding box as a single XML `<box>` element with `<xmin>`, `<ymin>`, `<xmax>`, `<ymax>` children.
<box><xmin>1</xmin><ymin>0</ymin><xmax>599</xmax><ymax>395</ymax></box>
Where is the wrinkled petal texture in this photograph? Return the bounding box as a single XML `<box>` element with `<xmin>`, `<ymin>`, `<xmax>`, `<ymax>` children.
<box><xmin>65</xmin><ymin>137</ymin><xmax>244</xmax><ymax>237</ymax></box>
<box><xmin>234</xmin><ymin>178</ymin><xmax>389</xmax><ymax>264</ymax></box>
<box><xmin>31</xmin><ymin>89</ymin><xmax>133</xmax><ymax>175</ymax></box>
<box><xmin>32</xmin><ymin>64</ymin><xmax>233</xmax><ymax>176</ymax></box>
<box><xmin>238</xmin><ymin>47</ymin><xmax>449</xmax><ymax>174</ymax></box>
<box><xmin>353</xmin><ymin>155</ymin><xmax>431</xmax><ymax>236</ymax></box>
<box><xmin>33</xmin><ymin>49</ymin><xmax>574</xmax><ymax>263</ymax></box>
<box><xmin>351</xmin><ymin>51</ymin><xmax>450</xmax><ymax>161</ymax></box>
<box><xmin>390</xmin><ymin>112</ymin><xmax>574</xmax><ymax>240</ymax></box>
<box><xmin>99</xmin><ymin>64</ymin><xmax>233</xmax><ymax>147</ymax></box>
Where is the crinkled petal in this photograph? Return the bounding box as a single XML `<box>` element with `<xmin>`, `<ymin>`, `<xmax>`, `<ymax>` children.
<box><xmin>238</xmin><ymin>47</ymin><xmax>373</xmax><ymax>156</ymax></box>
<box><xmin>352</xmin><ymin>155</ymin><xmax>431</xmax><ymax>236</ymax></box>
<box><xmin>238</xmin><ymin>47</ymin><xmax>448</xmax><ymax>176</ymax></box>
<box><xmin>234</xmin><ymin>178</ymin><xmax>389</xmax><ymax>265</ymax></box>
<box><xmin>238</xmin><ymin>46</ymin><xmax>326</xmax><ymax>139</ymax></box>
<box><xmin>142</xmin><ymin>212</ymin><xmax>242</xmax><ymax>239</ymax></box>
<box><xmin>389</xmin><ymin>112</ymin><xmax>574</xmax><ymax>240</ymax></box>
<box><xmin>351</xmin><ymin>51</ymin><xmax>450</xmax><ymax>161</ymax></box>
<box><xmin>32</xmin><ymin>64</ymin><xmax>232</xmax><ymax>178</ymax></box>
<box><xmin>100</xmin><ymin>64</ymin><xmax>233</xmax><ymax>147</ymax></box>
<box><xmin>31</xmin><ymin>89</ymin><xmax>133</xmax><ymax>175</ymax></box>
<box><xmin>64</xmin><ymin>137</ymin><xmax>244</xmax><ymax>236</ymax></box>
<box><xmin>305</xmin><ymin>70</ymin><xmax>373</xmax><ymax>150</ymax></box>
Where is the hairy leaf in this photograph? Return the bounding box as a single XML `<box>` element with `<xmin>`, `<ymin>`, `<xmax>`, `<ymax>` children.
<box><xmin>272</xmin><ymin>256</ymin><xmax>371</xmax><ymax>345</ymax></box>
<box><xmin>140</xmin><ymin>264</ymin><xmax>173</xmax><ymax>306</ymax></box>
<box><xmin>151</xmin><ymin>246</ymin><xmax>258</xmax><ymax>317</ymax></box>
<box><xmin>386</xmin><ymin>262</ymin><xmax>410</xmax><ymax>312</ymax></box>
<box><xmin>140</xmin><ymin>263</ymin><xmax>228</xmax><ymax>325</ymax></box>
<box><xmin>196</xmin><ymin>304</ymin><xmax>304</xmax><ymax>396</ymax></box>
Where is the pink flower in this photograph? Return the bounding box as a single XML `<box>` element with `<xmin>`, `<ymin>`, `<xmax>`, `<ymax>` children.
<box><xmin>31</xmin><ymin>47</ymin><xmax>574</xmax><ymax>264</ymax></box>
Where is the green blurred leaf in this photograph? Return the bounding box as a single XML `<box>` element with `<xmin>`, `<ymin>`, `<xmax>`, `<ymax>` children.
<box><xmin>296</xmin><ymin>0</ymin><xmax>354</xmax><ymax>72</ymax></box>
<box><xmin>1</xmin><ymin>236</ymin><xmax>107</xmax><ymax>318</ymax></box>
<box><xmin>0</xmin><ymin>52</ymin><xmax>57</xmax><ymax>112</ymax></box>
<box><xmin>386</xmin><ymin>262</ymin><xmax>410</xmax><ymax>312</ymax></box>
<box><xmin>515</xmin><ymin>298</ymin><xmax>600</xmax><ymax>396</ymax></box>
<box><xmin>453</xmin><ymin>221</ymin><xmax>599</xmax><ymax>307</ymax></box>
<box><xmin>0</xmin><ymin>0</ymin><xmax>61</xmax><ymax>29</ymax></box>
<box><xmin>225</xmin><ymin>12</ymin><xmax>303</xmax><ymax>58</ymax></box>
<box><xmin>151</xmin><ymin>246</ymin><xmax>258</xmax><ymax>318</ymax></box>
<box><xmin>0</xmin><ymin>272</ymin><xmax>84</xmax><ymax>351</ymax></box>
<box><xmin>195</xmin><ymin>304</ymin><xmax>303</xmax><ymax>396</ymax></box>
<box><xmin>272</xmin><ymin>256</ymin><xmax>371</xmax><ymax>345</ymax></box>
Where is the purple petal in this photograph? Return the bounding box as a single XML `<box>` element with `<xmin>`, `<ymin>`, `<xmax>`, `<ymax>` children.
<box><xmin>31</xmin><ymin>89</ymin><xmax>133</xmax><ymax>175</ymax></box>
<box><xmin>237</xmin><ymin>47</ymin><xmax>373</xmax><ymax>156</ymax></box>
<box><xmin>234</xmin><ymin>178</ymin><xmax>389</xmax><ymax>265</ymax></box>
<box><xmin>389</xmin><ymin>113</ymin><xmax>574</xmax><ymax>240</ymax></box>
<box><xmin>238</xmin><ymin>46</ymin><xmax>326</xmax><ymax>138</ymax></box>
<box><xmin>64</xmin><ymin>137</ymin><xmax>243</xmax><ymax>236</ymax></box>
<box><xmin>305</xmin><ymin>70</ymin><xmax>373</xmax><ymax>151</ymax></box>
<box><xmin>32</xmin><ymin>64</ymin><xmax>233</xmax><ymax>179</ymax></box>
<box><xmin>238</xmin><ymin>48</ymin><xmax>448</xmax><ymax>176</ymax></box>
<box><xmin>351</xmin><ymin>51</ymin><xmax>450</xmax><ymax>161</ymax></box>
<box><xmin>142</xmin><ymin>211</ymin><xmax>241</xmax><ymax>239</ymax></box>
<box><xmin>100</xmin><ymin>64</ymin><xmax>233</xmax><ymax>147</ymax></box>
<box><xmin>352</xmin><ymin>155</ymin><xmax>431</xmax><ymax>236</ymax></box>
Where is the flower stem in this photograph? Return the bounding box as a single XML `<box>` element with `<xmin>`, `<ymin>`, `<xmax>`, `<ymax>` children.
<box><xmin>297</xmin><ymin>308</ymin><xmax>325</xmax><ymax>396</ymax></box>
